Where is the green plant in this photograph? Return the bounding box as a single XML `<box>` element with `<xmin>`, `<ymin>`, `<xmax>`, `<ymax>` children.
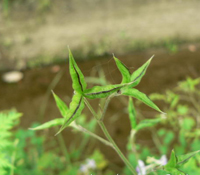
<box><xmin>0</xmin><ymin>110</ymin><xmax>22</xmax><ymax>175</ymax></box>
<box><xmin>148</xmin><ymin>77</ymin><xmax>200</xmax><ymax>155</ymax></box>
<box><xmin>32</xmin><ymin>50</ymin><xmax>199</xmax><ymax>174</ymax></box>
<box><xmin>124</xmin><ymin>76</ymin><xmax>200</xmax><ymax>174</ymax></box>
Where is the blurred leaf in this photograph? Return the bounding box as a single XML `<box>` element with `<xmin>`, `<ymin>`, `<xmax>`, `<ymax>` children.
<box><xmin>163</xmin><ymin>131</ymin><xmax>174</xmax><ymax>145</ymax></box>
<box><xmin>157</xmin><ymin>128</ymin><xmax>166</xmax><ymax>137</ymax></box>
<box><xmin>135</xmin><ymin>118</ymin><xmax>163</xmax><ymax>131</ymax></box>
<box><xmin>149</xmin><ymin>169</ymin><xmax>170</xmax><ymax>175</ymax></box>
<box><xmin>177</xmin><ymin>105</ymin><xmax>188</xmax><ymax>115</ymax></box>
<box><xmin>124</xmin><ymin>153</ymin><xmax>137</xmax><ymax>175</ymax></box>
<box><xmin>165</xmin><ymin>150</ymin><xmax>177</xmax><ymax>169</ymax></box>
<box><xmin>128</xmin><ymin>97</ymin><xmax>137</xmax><ymax>129</ymax></box>
<box><xmin>60</xmin><ymin>166</ymin><xmax>79</xmax><ymax>175</ymax></box>
<box><xmin>182</xmin><ymin>117</ymin><xmax>195</xmax><ymax>131</ymax></box>
<box><xmin>89</xmin><ymin>149</ymin><xmax>108</xmax><ymax>170</ymax></box>
<box><xmin>163</xmin><ymin>150</ymin><xmax>200</xmax><ymax>174</ymax></box>
<box><xmin>149</xmin><ymin>93</ymin><xmax>165</xmax><ymax>101</ymax></box>
<box><xmin>166</xmin><ymin>91</ymin><xmax>179</xmax><ymax>108</ymax></box>
<box><xmin>178</xmin><ymin>154</ymin><xmax>200</xmax><ymax>174</ymax></box>
<box><xmin>177</xmin><ymin>150</ymin><xmax>200</xmax><ymax>166</ymax></box>
<box><xmin>191</xmin><ymin>139</ymin><xmax>200</xmax><ymax>151</ymax></box>
<box><xmin>140</xmin><ymin>147</ymin><xmax>152</xmax><ymax>161</ymax></box>
<box><xmin>179</xmin><ymin>132</ymin><xmax>186</xmax><ymax>148</ymax></box>
<box><xmin>30</xmin><ymin>118</ymin><xmax>64</xmax><ymax>130</ymax></box>
<box><xmin>178</xmin><ymin>77</ymin><xmax>200</xmax><ymax>92</ymax></box>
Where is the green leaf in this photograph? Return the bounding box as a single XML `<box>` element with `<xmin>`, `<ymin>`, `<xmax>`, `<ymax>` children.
<box><xmin>52</xmin><ymin>91</ymin><xmax>68</xmax><ymax>118</ymax></box>
<box><xmin>122</xmin><ymin>88</ymin><xmax>164</xmax><ymax>113</ymax></box>
<box><xmin>163</xmin><ymin>131</ymin><xmax>174</xmax><ymax>145</ymax></box>
<box><xmin>129</xmin><ymin>55</ymin><xmax>153</xmax><ymax>88</ymax></box>
<box><xmin>182</xmin><ymin>117</ymin><xmax>195</xmax><ymax>131</ymax></box>
<box><xmin>165</xmin><ymin>150</ymin><xmax>178</xmax><ymax>169</ymax></box>
<box><xmin>30</xmin><ymin>118</ymin><xmax>64</xmax><ymax>130</ymax></box>
<box><xmin>150</xmin><ymin>169</ymin><xmax>170</xmax><ymax>175</ymax></box>
<box><xmin>113</xmin><ymin>55</ymin><xmax>130</xmax><ymax>83</ymax></box>
<box><xmin>177</xmin><ymin>150</ymin><xmax>200</xmax><ymax>166</ymax></box>
<box><xmin>56</xmin><ymin>93</ymin><xmax>85</xmax><ymax>135</ymax></box>
<box><xmin>83</xmin><ymin>84</ymin><xmax>124</xmax><ymax>99</ymax></box>
<box><xmin>69</xmin><ymin>49</ymin><xmax>87</xmax><ymax>93</ymax></box>
<box><xmin>164</xmin><ymin>169</ymin><xmax>185</xmax><ymax>175</ymax></box>
<box><xmin>178</xmin><ymin>154</ymin><xmax>200</xmax><ymax>174</ymax></box>
<box><xmin>135</xmin><ymin>118</ymin><xmax>163</xmax><ymax>131</ymax></box>
<box><xmin>128</xmin><ymin>97</ymin><xmax>137</xmax><ymax>129</ymax></box>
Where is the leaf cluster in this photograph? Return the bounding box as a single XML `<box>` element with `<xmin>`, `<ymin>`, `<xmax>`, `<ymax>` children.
<box><xmin>32</xmin><ymin>49</ymin><xmax>164</xmax><ymax>135</ymax></box>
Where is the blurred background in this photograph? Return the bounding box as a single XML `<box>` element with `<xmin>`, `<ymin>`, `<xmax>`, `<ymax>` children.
<box><xmin>0</xmin><ymin>0</ymin><xmax>200</xmax><ymax>174</ymax></box>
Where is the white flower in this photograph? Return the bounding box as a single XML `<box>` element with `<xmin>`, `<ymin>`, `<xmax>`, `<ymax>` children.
<box><xmin>80</xmin><ymin>165</ymin><xmax>88</xmax><ymax>173</ymax></box>
<box><xmin>136</xmin><ymin>160</ymin><xmax>146</xmax><ymax>175</ymax></box>
<box><xmin>86</xmin><ymin>159</ymin><xmax>96</xmax><ymax>169</ymax></box>
<box><xmin>159</xmin><ymin>155</ymin><xmax>167</xmax><ymax>165</ymax></box>
<box><xmin>147</xmin><ymin>155</ymin><xmax>168</xmax><ymax>166</ymax></box>
<box><xmin>79</xmin><ymin>159</ymin><xmax>96</xmax><ymax>173</ymax></box>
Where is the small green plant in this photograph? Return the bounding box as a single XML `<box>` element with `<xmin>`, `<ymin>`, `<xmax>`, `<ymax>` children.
<box><xmin>0</xmin><ymin>110</ymin><xmax>22</xmax><ymax>175</ymax></box>
<box><xmin>124</xmin><ymin>76</ymin><xmax>200</xmax><ymax>174</ymax></box>
<box><xmin>32</xmin><ymin>49</ymin><xmax>199</xmax><ymax>174</ymax></box>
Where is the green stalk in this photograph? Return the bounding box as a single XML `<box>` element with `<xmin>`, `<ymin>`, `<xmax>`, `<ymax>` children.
<box><xmin>100</xmin><ymin>93</ymin><xmax>116</xmax><ymax>121</ymax></box>
<box><xmin>72</xmin><ymin>122</ymin><xmax>113</xmax><ymax>148</ymax></box>
<box><xmin>10</xmin><ymin>139</ymin><xmax>19</xmax><ymax>175</ymax></box>
<box><xmin>98</xmin><ymin>121</ymin><xmax>137</xmax><ymax>175</ymax></box>
<box><xmin>84</xmin><ymin>98</ymin><xmax>137</xmax><ymax>175</ymax></box>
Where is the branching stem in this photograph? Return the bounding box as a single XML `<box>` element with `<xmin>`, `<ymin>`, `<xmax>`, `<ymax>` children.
<box><xmin>84</xmin><ymin>97</ymin><xmax>137</xmax><ymax>175</ymax></box>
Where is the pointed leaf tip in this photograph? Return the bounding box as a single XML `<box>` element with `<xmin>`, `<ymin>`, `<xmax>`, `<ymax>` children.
<box><xmin>113</xmin><ymin>56</ymin><xmax>131</xmax><ymax>83</ymax></box>
<box><xmin>52</xmin><ymin>91</ymin><xmax>68</xmax><ymax>117</ymax></box>
<box><xmin>68</xmin><ymin>50</ymin><xmax>87</xmax><ymax>93</ymax></box>
<box><xmin>130</xmin><ymin>56</ymin><xmax>154</xmax><ymax>87</ymax></box>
